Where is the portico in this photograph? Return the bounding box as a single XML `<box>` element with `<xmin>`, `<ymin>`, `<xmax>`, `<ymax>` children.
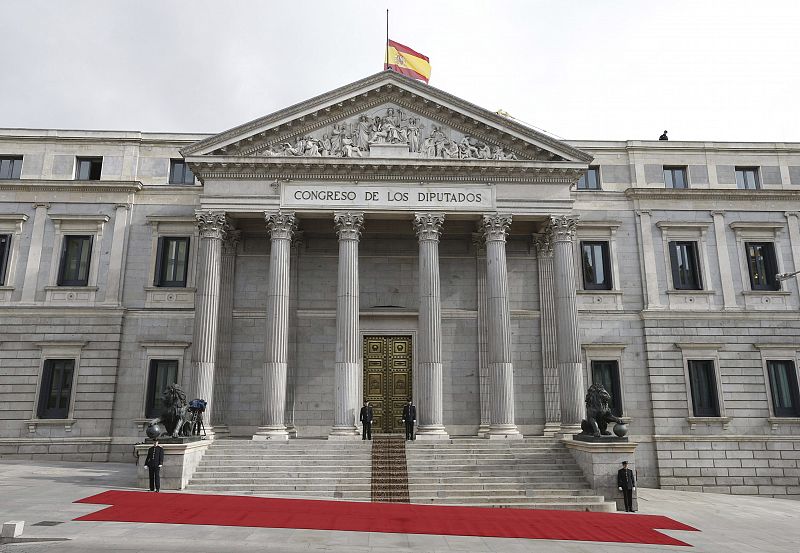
<box><xmin>180</xmin><ymin>70</ymin><xmax>592</xmax><ymax>440</ymax></box>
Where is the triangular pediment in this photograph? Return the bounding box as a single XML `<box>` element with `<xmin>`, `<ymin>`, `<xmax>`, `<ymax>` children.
<box><xmin>182</xmin><ymin>71</ymin><xmax>592</xmax><ymax>165</ymax></box>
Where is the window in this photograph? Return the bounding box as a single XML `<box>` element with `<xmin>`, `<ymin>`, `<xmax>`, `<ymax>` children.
<box><xmin>0</xmin><ymin>234</ymin><xmax>10</xmax><ymax>285</ymax></box>
<box><xmin>591</xmin><ymin>360</ymin><xmax>623</xmax><ymax>416</ymax></box>
<box><xmin>577</xmin><ymin>166</ymin><xmax>600</xmax><ymax>190</ymax></box>
<box><xmin>0</xmin><ymin>156</ymin><xmax>22</xmax><ymax>179</ymax></box>
<box><xmin>688</xmin><ymin>360</ymin><xmax>720</xmax><ymax>417</ymax></box>
<box><xmin>58</xmin><ymin>235</ymin><xmax>93</xmax><ymax>286</ymax></box>
<box><xmin>145</xmin><ymin>359</ymin><xmax>179</xmax><ymax>418</ymax></box>
<box><xmin>581</xmin><ymin>241</ymin><xmax>612</xmax><ymax>290</ymax></box>
<box><xmin>169</xmin><ymin>160</ymin><xmax>195</xmax><ymax>185</ymax></box>
<box><xmin>664</xmin><ymin>166</ymin><xmax>688</xmax><ymax>189</ymax></box>
<box><xmin>669</xmin><ymin>241</ymin><xmax>703</xmax><ymax>290</ymax></box>
<box><xmin>735</xmin><ymin>167</ymin><xmax>760</xmax><ymax>190</ymax></box>
<box><xmin>745</xmin><ymin>242</ymin><xmax>780</xmax><ymax>291</ymax></box>
<box><xmin>767</xmin><ymin>360</ymin><xmax>800</xmax><ymax>417</ymax></box>
<box><xmin>75</xmin><ymin>157</ymin><xmax>102</xmax><ymax>180</ymax></box>
<box><xmin>155</xmin><ymin>237</ymin><xmax>190</xmax><ymax>287</ymax></box>
<box><xmin>37</xmin><ymin>359</ymin><xmax>75</xmax><ymax>419</ymax></box>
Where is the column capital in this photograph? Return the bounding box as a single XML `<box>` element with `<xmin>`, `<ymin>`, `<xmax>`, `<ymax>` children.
<box><xmin>222</xmin><ymin>226</ymin><xmax>241</xmax><ymax>256</ymax></box>
<box><xmin>548</xmin><ymin>214</ymin><xmax>579</xmax><ymax>242</ymax></box>
<box><xmin>195</xmin><ymin>210</ymin><xmax>227</xmax><ymax>240</ymax></box>
<box><xmin>334</xmin><ymin>211</ymin><xmax>364</xmax><ymax>241</ymax></box>
<box><xmin>414</xmin><ymin>212</ymin><xmax>445</xmax><ymax>242</ymax></box>
<box><xmin>265</xmin><ymin>210</ymin><xmax>296</xmax><ymax>240</ymax></box>
<box><xmin>481</xmin><ymin>214</ymin><xmax>512</xmax><ymax>242</ymax></box>
<box><xmin>533</xmin><ymin>228</ymin><xmax>554</xmax><ymax>257</ymax></box>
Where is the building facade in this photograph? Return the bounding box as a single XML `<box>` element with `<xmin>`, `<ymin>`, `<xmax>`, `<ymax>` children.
<box><xmin>1</xmin><ymin>72</ymin><xmax>799</xmax><ymax>498</ymax></box>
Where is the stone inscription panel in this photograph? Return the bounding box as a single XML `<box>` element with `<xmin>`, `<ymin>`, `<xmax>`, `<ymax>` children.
<box><xmin>281</xmin><ymin>183</ymin><xmax>494</xmax><ymax>211</ymax></box>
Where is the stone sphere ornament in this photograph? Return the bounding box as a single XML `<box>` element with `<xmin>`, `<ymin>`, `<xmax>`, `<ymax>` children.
<box><xmin>145</xmin><ymin>423</ymin><xmax>164</xmax><ymax>440</ymax></box>
<box><xmin>613</xmin><ymin>422</ymin><xmax>628</xmax><ymax>438</ymax></box>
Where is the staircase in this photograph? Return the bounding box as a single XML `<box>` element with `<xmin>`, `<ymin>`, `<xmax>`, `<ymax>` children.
<box><xmin>405</xmin><ymin>437</ymin><xmax>614</xmax><ymax>511</ymax></box>
<box><xmin>186</xmin><ymin>438</ymin><xmax>372</xmax><ymax>500</ymax></box>
<box><xmin>186</xmin><ymin>436</ymin><xmax>613</xmax><ymax>511</ymax></box>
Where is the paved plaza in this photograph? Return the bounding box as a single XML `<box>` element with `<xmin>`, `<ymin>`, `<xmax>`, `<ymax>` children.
<box><xmin>0</xmin><ymin>459</ymin><xmax>798</xmax><ymax>552</ymax></box>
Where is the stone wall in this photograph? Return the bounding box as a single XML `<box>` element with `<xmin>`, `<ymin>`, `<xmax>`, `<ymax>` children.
<box><xmin>656</xmin><ymin>438</ymin><xmax>800</xmax><ymax>499</ymax></box>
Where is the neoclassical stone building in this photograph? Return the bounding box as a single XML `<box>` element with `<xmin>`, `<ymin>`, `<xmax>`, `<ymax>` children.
<box><xmin>1</xmin><ymin>71</ymin><xmax>800</xmax><ymax>498</ymax></box>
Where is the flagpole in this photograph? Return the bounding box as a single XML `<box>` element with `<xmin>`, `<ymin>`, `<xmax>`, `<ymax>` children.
<box><xmin>385</xmin><ymin>9</ymin><xmax>389</xmax><ymax>69</ymax></box>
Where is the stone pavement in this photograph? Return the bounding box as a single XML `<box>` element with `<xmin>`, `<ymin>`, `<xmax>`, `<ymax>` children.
<box><xmin>0</xmin><ymin>459</ymin><xmax>798</xmax><ymax>553</ymax></box>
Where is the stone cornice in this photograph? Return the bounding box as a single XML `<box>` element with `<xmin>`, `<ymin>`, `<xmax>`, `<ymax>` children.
<box><xmin>625</xmin><ymin>188</ymin><xmax>800</xmax><ymax>202</ymax></box>
<box><xmin>0</xmin><ymin>179</ymin><xmax>143</xmax><ymax>193</ymax></box>
<box><xmin>180</xmin><ymin>70</ymin><xmax>593</xmax><ymax>163</ymax></box>
<box><xmin>186</xmin><ymin>156</ymin><xmax>585</xmax><ymax>184</ymax></box>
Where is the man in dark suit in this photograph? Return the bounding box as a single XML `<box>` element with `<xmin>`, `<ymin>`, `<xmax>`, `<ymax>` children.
<box><xmin>145</xmin><ymin>439</ymin><xmax>164</xmax><ymax>492</ymax></box>
<box><xmin>402</xmin><ymin>399</ymin><xmax>416</xmax><ymax>441</ymax></box>
<box><xmin>359</xmin><ymin>401</ymin><xmax>373</xmax><ymax>440</ymax></box>
<box><xmin>617</xmin><ymin>460</ymin><xmax>636</xmax><ymax>512</ymax></box>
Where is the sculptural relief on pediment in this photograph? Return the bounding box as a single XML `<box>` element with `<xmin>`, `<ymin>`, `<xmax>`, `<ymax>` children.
<box><xmin>255</xmin><ymin>105</ymin><xmax>521</xmax><ymax>161</ymax></box>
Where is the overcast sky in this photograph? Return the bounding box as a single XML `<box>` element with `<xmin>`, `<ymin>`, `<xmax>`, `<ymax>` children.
<box><xmin>1</xmin><ymin>0</ymin><xmax>797</xmax><ymax>142</ymax></box>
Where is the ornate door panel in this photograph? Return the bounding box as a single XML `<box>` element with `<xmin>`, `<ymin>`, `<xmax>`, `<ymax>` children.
<box><xmin>363</xmin><ymin>335</ymin><xmax>412</xmax><ymax>433</ymax></box>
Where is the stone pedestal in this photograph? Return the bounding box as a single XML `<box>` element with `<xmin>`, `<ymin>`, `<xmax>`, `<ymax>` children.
<box><xmin>564</xmin><ymin>438</ymin><xmax>638</xmax><ymax>512</ymax></box>
<box><xmin>135</xmin><ymin>440</ymin><xmax>211</xmax><ymax>490</ymax></box>
<box><xmin>368</xmin><ymin>143</ymin><xmax>412</xmax><ymax>158</ymax></box>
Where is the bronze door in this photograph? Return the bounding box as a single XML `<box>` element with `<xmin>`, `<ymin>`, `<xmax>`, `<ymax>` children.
<box><xmin>363</xmin><ymin>335</ymin><xmax>412</xmax><ymax>433</ymax></box>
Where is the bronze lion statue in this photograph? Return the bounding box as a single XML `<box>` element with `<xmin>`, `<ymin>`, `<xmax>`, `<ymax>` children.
<box><xmin>580</xmin><ymin>383</ymin><xmax>623</xmax><ymax>437</ymax></box>
<box><xmin>146</xmin><ymin>383</ymin><xmax>192</xmax><ymax>439</ymax></box>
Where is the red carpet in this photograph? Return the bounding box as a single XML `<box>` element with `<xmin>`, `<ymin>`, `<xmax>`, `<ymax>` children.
<box><xmin>75</xmin><ymin>490</ymin><xmax>698</xmax><ymax>546</ymax></box>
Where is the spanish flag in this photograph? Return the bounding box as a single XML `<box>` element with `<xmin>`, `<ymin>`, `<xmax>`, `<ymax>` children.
<box><xmin>385</xmin><ymin>39</ymin><xmax>431</xmax><ymax>83</ymax></box>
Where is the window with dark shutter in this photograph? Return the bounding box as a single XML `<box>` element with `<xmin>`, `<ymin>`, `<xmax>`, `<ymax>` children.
<box><xmin>145</xmin><ymin>359</ymin><xmax>179</xmax><ymax>418</ymax></box>
<box><xmin>37</xmin><ymin>359</ymin><xmax>75</xmax><ymax>419</ymax></box>
<box><xmin>591</xmin><ymin>360</ymin><xmax>623</xmax><ymax>417</ymax></box>
<box><xmin>58</xmin><ymin>235</ymin><xmax>93</xmax><ymax>286</ymax></box>
<box><xmin>688</xmin><ymin>360</ymin><xmax>720</xmax><ymax>417</ymax></box>
<box><xmin>669</xmin><ymin>241</ymin><xmax>703</xmax><ymax>290</ymax></box>
<box><xmin>155</xmin><ymin>237</ymin><xmax>190</xmax><ymax>287</ymax></box>
<box><xmin>767</xmin><ymin>360</ymin><xmax>800</xmax><ymax>417</ymax></box>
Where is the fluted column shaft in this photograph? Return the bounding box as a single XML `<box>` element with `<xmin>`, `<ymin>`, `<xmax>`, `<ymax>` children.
<box><xmin>254</xmin><ymin>211</ymin><xmax>295</xmax><ymax>440</ymax></box>
<box><xmin>414</xmin><ymin>213</ymin><xmax>448</xmax><ymax>438</ymax></box>
<box><xmin>534</xmin><ymin>231</ymin><xmax>561</xmax><ymax>435</ymax></box>
<box><xmin>481</xmin><ymin>214</ymin><xmax>521</xmax><ymax>438</ymax></box>
<box><xmin>330</xmin><ymin>212</ymin><xmax>363</xmax><ymax>439</ymax></box>
<box><xmin>549</xmin><ymin>215</ymin><xmax>585</xmax><ymax>430</ymax></box>
<box><xmin>475</xmin><ymin>235</ymin><xmax>491</xmax><ymax>436</ymax></box>
<box><xmin>191</xmin><ymin>210</ymin><xmax>227</xmax><ymax>434</ymax></box>
<box><xmin>212</xmin><ymin>228</ymin><xmax>240</xmax><ymax>436</ymax></box>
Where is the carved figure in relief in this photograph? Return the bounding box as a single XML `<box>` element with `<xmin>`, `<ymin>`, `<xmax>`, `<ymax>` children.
<box><xmin>341</xmin><ymin>135</ymin><xmax>364</xmax><ymax>157</ymax></box>
<box><xmin>407</xmin><ymin>117</ymin><xmax>421</xmax><ymax>152</ymax></box>
<box><xmin>356</xmin><ymin>115</ymin><xmax>370</xmax><ymax>150</ymax></box>
<box><xmin>330</xmin><ymin>124</ymin><xmax>344</xmax><ymax>155</ymax></box>
<box><xmin>478</xmin><ymin>143</ymin><xmax>492</xmax><ymax>160</ymax></box>
<box><xmin>442</xmin><ymin>140</ymin><xmax>459</xmax><ymax>159</ymax></box>
<box><xmin>321</xmin><ymin>134</ymin><xmax>332</xmax><ymax>156</ymax></box>
<box><xmin>421</xmin><ymin>135</ymin><xmax>436</xmax><ymax>157</ymax></box>
<box><xmin>303</xmin><ymin>138</ymin><xmax>322</xmax><ymax>157</ymax></box>
<box><xmin>459</xmin><ymin>136</ymin><xmax>479</xmax><ymax>159</ymax></box>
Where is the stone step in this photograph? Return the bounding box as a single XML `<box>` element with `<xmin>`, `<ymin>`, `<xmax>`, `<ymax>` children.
<box><xmin>411</xmin><ymin>494</ymin><xmax>607</xmax><ymax>505</ymax></box>
<box><xmin>422</xmin><ymin>502</ymin><xmax>616</xmax><ymax>512</ymax></box>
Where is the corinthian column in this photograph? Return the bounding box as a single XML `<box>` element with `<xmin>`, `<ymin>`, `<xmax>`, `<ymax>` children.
<box><xmin>414</xmin><ymin>213</ymin><xmax>448</xmax><ymax>439</ymax></box>
<box><xmin>481</xmin><ymin>214</ymin><xmax>521</xmax><ymax>439</ymax></box>
<box><xmin>253</xmin><ymin>211</ymin><xmax>295</xmax><ymax>441</ymax></box>
<box><xmin>191</xmin><ymin>210</ymin><xmax>227</xmax><ymax>437</ymax></box>
<box><xmin>534</xmin><ymin>230</ymin><xmax>561</xmax><ymax>436</ymax></box>
<box><xmin>549</xmin><ymin>214</ymin><xmax>585</xmax><ymax>432</ymax></box>
<box><xmin>330</xmin><ymin>212</ymin><xmax>364</xmax><ymax>440</ymax></box>
<box><xmin>474</xmin><ymin>233</ymin><xmax>491</xmax><ymax>437</ymax></box>
<box><xmin>212</xmin><ymin>226</ymin><xmax>240</xmax><ymax>438</ymax></box>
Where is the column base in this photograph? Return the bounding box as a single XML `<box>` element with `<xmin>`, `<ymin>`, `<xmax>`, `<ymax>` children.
<box><xmin>286</xmin><ymin>425</ymin><xmax>298</xmax><ymax>439</ymax></box>
<box><xmin>477</xmin><ymin>423</ymin><xmax>490</xmax><ymax>437</ymax></box>
<box><xmin>556</xmin><ymin>423</ymin><xmax>582</xmax><ymax>440</ymax></box>
<box><xmin>542</xmin><ymin>422</ymin><xmax>561</xmax><ymax>437</ymax></box>
<box><xmin>415</xmin><ymin>426</ymin><xmax>449</xmax><ymax>440</ymax></box>
<box><xmin>328</xmin><ymin>426</ymin><xmax>360</xmax><ymax>440</ymax></box>
<box><xmin>252</xmin><ymin>426</ymin><xmax>289</xmax><ymax>441</ymax></box>
<box><xmin>486</xmin><ymin>424</ymin><xmax>523</xmax><ymax>439</ymax></box>
<box><xmin>212</xmin><ymin>424</ymin><xmax>230</xmax><ymax>439</ymax></box>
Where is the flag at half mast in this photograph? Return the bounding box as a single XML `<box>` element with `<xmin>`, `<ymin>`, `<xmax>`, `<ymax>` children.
<box><xmin>385</xmin><ymin>39</ymin><xmax>431</xmax><ymax>83</ymax></box>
